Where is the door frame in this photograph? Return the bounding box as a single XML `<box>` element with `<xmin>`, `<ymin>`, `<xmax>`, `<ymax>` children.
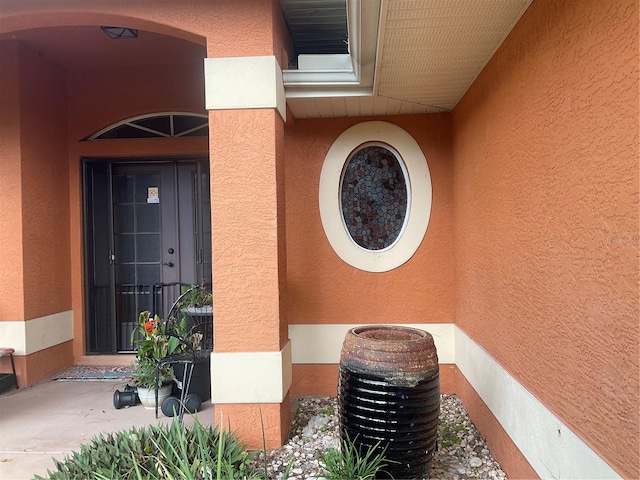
<box><xmin>81</xmin><ymin>156</ymin><xmax>210</xmax><ymax>354</ymax></box>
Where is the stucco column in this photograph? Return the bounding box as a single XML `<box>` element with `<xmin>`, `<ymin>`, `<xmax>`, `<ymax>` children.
<box><xmin>0</xmin><ymin>41</ymin><xmax>74</xmax><ymax>387</ymax></box>
<box><xmin>205</xmin><ymin>55</ymin><xmax>291</xmax><ymax>448</ymax></box>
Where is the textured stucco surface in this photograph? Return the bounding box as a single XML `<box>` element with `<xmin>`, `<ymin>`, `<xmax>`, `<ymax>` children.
<box><xmin>0</xmin><ymin>0</ymin><xmax>637</xmax><ymax>467</ymax></box>
<box><xmin>18</xmin><ymin>43</ymin><xmax>71</xmax><ymax>320</ymax></box>
<box><xmin>285</xmin><ymin>114</ymin><xmax>454</xmax><ymax>327</ymax></box>
<box><xmin>210</xmin><ymin>108</ymin><xmax>287</xmax><ymax>353</ymax></box>
<box><xmin>0</xmin><ymin>41</ymin><xmax>71</xmax><ymax>322</ymax></box>
<box><xmin>0</xmin><ymin>41</ymin><xmax>25</xmax><ymax>320</ymax></box>
<box><xmin>451</xmin><ymin>0</ymin><xmax>639</xmax><ymax>476</ymax></box>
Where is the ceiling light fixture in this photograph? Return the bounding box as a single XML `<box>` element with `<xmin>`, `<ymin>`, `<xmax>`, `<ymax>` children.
<box><xmin>100</xmin><ymin>26</ymin><xmax>139</xmax><ymax>39</ymax></box>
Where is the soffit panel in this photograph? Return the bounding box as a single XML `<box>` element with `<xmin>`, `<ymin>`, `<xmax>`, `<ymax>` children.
<box><xmin>374</xmin><ymin>0</ymin><xmax>533</xmax><ymax>112</ymax></box>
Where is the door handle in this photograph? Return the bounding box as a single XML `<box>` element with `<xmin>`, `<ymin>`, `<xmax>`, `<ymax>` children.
<box><xmin>163</xmin><ymin>261</ymin><xmax>174</xmax><ymax>268</ymax></box>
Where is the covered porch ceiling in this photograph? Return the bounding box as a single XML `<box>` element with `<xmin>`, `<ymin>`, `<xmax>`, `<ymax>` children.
<box><xmin>0</xmin><ymin>0</ymin><xmax>534</xmax><ymax>118</ymax></box>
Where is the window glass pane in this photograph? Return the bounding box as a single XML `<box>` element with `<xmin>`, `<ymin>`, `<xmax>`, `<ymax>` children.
<box><xmin>135</xmin><ymin>116</ymin><xmax>171</xmax><ymax>135</ymax></box>
<box><xmin>97</xmin><ymin>124</ymin><xmax>159</xmax><ymax>139</ymax></box>
<box><xmin>180</xmin><ymin>126</ymin><xmax>208</xmax><ymax>137</ymax></box>
<box><xmin>134</xmin><ymin>174</ymin><xmax>160</xmax><ymax>203</ymax></box>
<box><xmin>136</xmin><ymin>204</ymin><xmax>160</xmax><ymax>232</ymax></box>
<box><xmin>115</xmin><ymin>264</ymin><xmax>135</xmax><ymax>285</ymax></box>
<box><xmin>115</xmin><ymin>234</ymin><xmax>135</xmax><ymax>262</ymax></box>
<box><xmin>89</xmin><ymin>114</ymin><xmax>208</xmax><ymax>140</ymax></box>
<box><xmin>113</xmin><ymin>175</ymin><xmax>134</xmax><ymax>203</ymax></box>
<box><xmin>137</xmin><ymin>265</ymin><xmax>160</xmax><ymax>285</ymax></box>
<box><xmin>341</xmin><ymin>145</ymin><xmax>408</xmax><ymax>250</ymax></box>
<box><xmin>174</xmin><ymin>115</ymin><xmax>207</xmax><ymax>135</ymax></box>
<box><xmin>136</xmin><ymin>234</ymin><xmax>160</xmax><ymax>262</ymax></box>
<box><xmin>113</xmin><ymin>205</ymin><xmax>134</xmax><ymax>234</ymax></box>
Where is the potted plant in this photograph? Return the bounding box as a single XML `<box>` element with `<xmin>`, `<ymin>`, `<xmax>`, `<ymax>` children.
<box><xmin>179</xmin><ymin>284</ymin><xmax>212</xmax><ymax>316</ymax></box>
<box><xmin>173</xmin><ymin>284</ymin><xmax>213</xmax><ymax>350</ymax></box>
<box><xmin>130</xmin><ymin>311</ymin><xmax>184</xmax><ymax>409</ymax></box>
<box><xmin>167</xmin><ymin>285</ymin><xmax>213</xmax><ymax>401</ymax></box>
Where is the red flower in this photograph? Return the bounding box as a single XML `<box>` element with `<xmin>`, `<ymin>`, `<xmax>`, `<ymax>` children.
<box><xmin>144</xmin><ymin>320</ymin><xmax>156</xmax><ymax>335</ymax></box>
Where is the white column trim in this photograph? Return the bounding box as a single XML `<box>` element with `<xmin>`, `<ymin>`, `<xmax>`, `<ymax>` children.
<box><xmin>211</xmin><ymin>340</ymin><xmax>292</xmax><ymax>404</ymax></box>
<box><xmin>204</xmin><ymin>55</ymin><xmax>286</xmax><ymax>121</ymax></box>
<box><xmin>0</xmin><ymin>311</ymin><xmax>73</xmax><ymax>355</ymax></box>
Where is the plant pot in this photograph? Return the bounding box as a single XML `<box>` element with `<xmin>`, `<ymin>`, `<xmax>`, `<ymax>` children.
<box><xmin>136</xmin><ymin>384</ymin><xmax>173</xmax><ymax>410</ymax></box>
<box><xmin>173</xmin><ymin>355</ymin><xmax>211</xmax><ymax>401</ymax></box>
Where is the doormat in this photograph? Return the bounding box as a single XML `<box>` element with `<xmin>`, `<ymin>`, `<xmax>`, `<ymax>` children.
<box><xmin>53</xmin><ymin>365</ymin><xmax>133</xmax><ymax>382</ymax></box>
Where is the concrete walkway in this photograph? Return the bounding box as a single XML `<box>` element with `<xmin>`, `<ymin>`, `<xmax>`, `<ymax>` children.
<box><xmin>0</xmin><ymin>380</ymin><xmax>213</xmax><ymax>480</ymax></box>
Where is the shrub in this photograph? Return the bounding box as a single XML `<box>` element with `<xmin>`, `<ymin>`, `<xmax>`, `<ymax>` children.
<box><xmin>320</xmin><ymin>433</ymin><xmax>392</xmax><ymax>480</ymax></box>
<box><xmin>35</xmin><ymin>417</ymin><xmax>260</xmax><ymax>480</ymax></box>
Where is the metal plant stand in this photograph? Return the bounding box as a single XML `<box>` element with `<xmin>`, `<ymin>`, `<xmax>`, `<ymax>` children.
<box><xmin>154</xmin><ymin>284</ymin><xmax>213</xmax><ymax>423</ymax></box>
<box><xmin>155</xmin><ymin>352</ymin><xmax>209</xmax><ymax>423</ymax></box>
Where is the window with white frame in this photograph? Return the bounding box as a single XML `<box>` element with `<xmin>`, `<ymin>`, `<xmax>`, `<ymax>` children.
<box><xmin>319</xmin><ymin>122</ymin><xmax>432</xmax><ymax>272</ymax></box>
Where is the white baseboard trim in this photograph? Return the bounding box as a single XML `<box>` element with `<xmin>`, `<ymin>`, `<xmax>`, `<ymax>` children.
<box><xmin>288</xmin><ymin>323</ymin><xmax>455</xmax><ymax>364</ymax></box>
<box><xmin>455</xmin><ymin>327</ymin><xmax>620</xmax><ymax>479</ymax></box>
<box><xmin>0</xmin><ymin>311</ymin><xmax>73</xmax><ymax>355</ymax></box>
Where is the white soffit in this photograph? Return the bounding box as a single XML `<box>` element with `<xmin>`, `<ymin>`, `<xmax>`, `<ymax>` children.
<box><xmin>284</xmin><ymin>0</ymin><xmax>533</xmax><ymax>118</ymax></box>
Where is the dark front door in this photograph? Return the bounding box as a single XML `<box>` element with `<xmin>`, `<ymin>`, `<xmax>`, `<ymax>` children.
<box><xmin>83</xmin><ymin>159</ymin><xmax>211</xmax><ymax>353</ymax></box>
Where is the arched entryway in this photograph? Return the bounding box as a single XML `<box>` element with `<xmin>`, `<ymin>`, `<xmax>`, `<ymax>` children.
<box><xmin>1</xmin><ymin>1</ymin><xmax>293</xmax><ymax>449</ymax></box>
<box><xmin>0</xmin><ymin>13</ymin><xmax>209</xmax><ymax>375</ymax></box>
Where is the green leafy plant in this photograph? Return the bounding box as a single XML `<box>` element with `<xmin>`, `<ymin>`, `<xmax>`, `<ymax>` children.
<box><xmin>130</xmin><ymin>356</ymin><xmax>175</xmax><ymax>389</ymax></box>
<box><xmin>320</xmin><ymin>405</ymin><xmax>335</xmax><ymax>417</ymax></box>
<box><xmin>129</xmin><ymin>310</ymin><xmax>201</xmax><ymax>388</ymax></box>
<box><xmin>35</xmin><ymin>416</ymin><xmax>260</xmax><ymax>480</ymax></box>
<box><xmin>131</xmin><ymin>311</ymin><xmax>185</xmax><ymax>359</ymax></box>
<box><xmin>320</xmin><ymin>433</ymin><xmax>392</xmax><ymax>480</ymax></box>
<box><xmin>180</xmin><ymin>284</ymin><xmax>213</xmax><ymax>308</ymax></box>
<box><xmin>438</xmin><ymin>419</ymin><xmax>467</xmax><ymax>448</ymax></box>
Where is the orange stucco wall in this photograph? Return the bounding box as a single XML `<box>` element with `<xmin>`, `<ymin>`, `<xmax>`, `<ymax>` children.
<box><xmin>285</xmin><ymin>114</ymin><xmax>454</xmax><ymax>326</ymax></box>
<box><xmin>0</xmin><ymin>39</ymin><xmax>73</xmax><ymax>383</ymax></box>
<box><xmin>18</xmin><ymin>42</ymin><xmax>71</xmax><ymax>320</ymax></box>
<box><xmin>211</xmin><ymin>109</ymin><xmax>288</xmax><ymax>353</ymax></box>
<box><xmin>0</xmin><ymin>41</ymin><xmax>25</xmax><ymax>320</ymax></box>
<box><xmin>1</xmin><ymin>0</ymin><xmax>637</xmax><ymax>467</ymax></box>
<box><xmin>0</xmin><ymin>40</ymin><xmax>71</xmax><ymax>321</ymax></box>
<box><xmin>451</xmin><ymin>0</ymin><xmax>639</xmax><ymax>477</ymax></box>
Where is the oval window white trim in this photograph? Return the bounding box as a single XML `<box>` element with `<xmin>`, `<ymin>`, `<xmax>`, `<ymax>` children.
<box><xmin>319</xmin><ymin>121</ymin><xmax>432</xmax><ymax>272</ymax></box>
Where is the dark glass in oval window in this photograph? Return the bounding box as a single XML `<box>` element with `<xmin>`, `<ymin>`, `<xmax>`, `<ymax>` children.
<box><xmin>341</xmin><ymin>145</ymin><xmax>408</xmax><ymax>250</ymax></box>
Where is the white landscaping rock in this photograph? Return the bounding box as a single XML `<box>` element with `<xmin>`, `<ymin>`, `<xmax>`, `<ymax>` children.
<box><xmin>252</xmin><ymin>394</ymin><xmax>508</xmax><ymax>480</ymax></box>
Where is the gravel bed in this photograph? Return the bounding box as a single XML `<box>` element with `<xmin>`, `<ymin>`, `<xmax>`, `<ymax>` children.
<box><xmin>253</xmin><ymin>394</ymin><xmax>506</xmax><ymax>480</ymax></box>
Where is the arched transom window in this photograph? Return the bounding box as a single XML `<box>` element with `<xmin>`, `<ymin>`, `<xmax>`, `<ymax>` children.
<box><xmin>87</xmin><ymin>112</ymin><xmax>208</xmax><ymax>140</ymax></box>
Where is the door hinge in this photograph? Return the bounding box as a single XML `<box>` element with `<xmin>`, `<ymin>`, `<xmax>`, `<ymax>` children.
<box><xmin>108</xmin><ymin>251</ymin><xmax>115</xmax><ymax>265</ymax></box>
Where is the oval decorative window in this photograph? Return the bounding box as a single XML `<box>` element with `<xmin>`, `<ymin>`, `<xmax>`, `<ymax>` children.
<box><xmin>340</xmin><ymin>144</ymin><xmax>409</xmax><ymax>251</ymax></box>
<box><xmin>319</xmin><ymin>122</ymin><xmax>432</xmax><ymax>272</ymax></box>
